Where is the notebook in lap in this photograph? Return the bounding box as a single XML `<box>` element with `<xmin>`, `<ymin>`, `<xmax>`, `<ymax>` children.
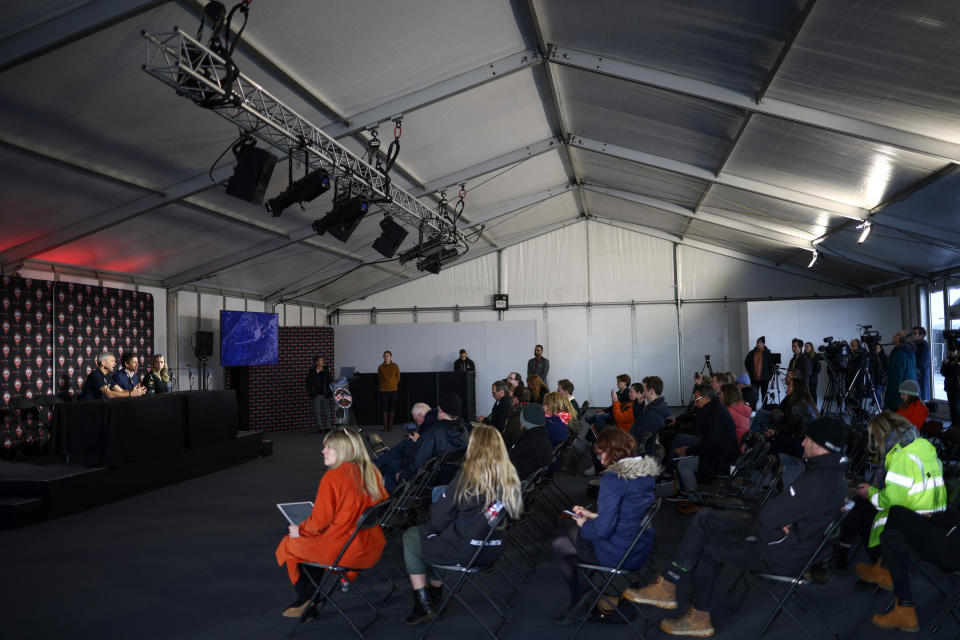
<box><xmin>277</xmin><ymin>501</ymin><xmax>314</xmax><ymax>526</ymax></box>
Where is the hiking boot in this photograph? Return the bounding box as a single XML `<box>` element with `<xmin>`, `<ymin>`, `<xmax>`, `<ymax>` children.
<box><xmin>872</xmin><ymin>601</ymin><xmax>919</xmax><ymax>632</ymax></box>
<box><xmin>622</xmin><ymin>574</ymin><xmax>678</xmax><ymax>609</ymax></box>
<box><xmin>660</xmin><ymin>606</ymin><xmax>715</xmax><ymax>637</ymax></box>
<box><xmin>856</xmin><ymin>559</ymin><xmax>893</xmax><ymax>591</ymax></box>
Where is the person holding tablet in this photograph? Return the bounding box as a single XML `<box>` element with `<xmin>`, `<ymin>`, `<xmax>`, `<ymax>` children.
<box><xmin>275</xmin><ymin>428</ymin><xmax>388</xmax><ymax>618</ymax></box>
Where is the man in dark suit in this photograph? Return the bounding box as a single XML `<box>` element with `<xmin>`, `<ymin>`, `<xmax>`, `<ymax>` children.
<box><xmin>305</xmin><ymin>356</ymin><xmax>333</xmax><ymax>431</ymax></box>
<box><xmin>477</xmin><ymin>379</ymin><xmax>511</xmax><ymax>432</ymax></box>
<box><xmin>453</xmin><ymin>348</ymin><xmax>475</xmax><ymax>373</ymax></box>
<box><xmin>112</xmin><ymin>352</ymin><xmax>141</xmax><ymax>391</ymax></box>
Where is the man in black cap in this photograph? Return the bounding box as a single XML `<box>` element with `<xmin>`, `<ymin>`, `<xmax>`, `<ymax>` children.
<box><xmin>624</xmin><ymin>417</ymin><xmax>848</xmax><ymax>637</ymax></box>
<box><xmin>508</xmin><ymin>403</ymin><xmax>553</xmax><ymax>481</ymax></box>
<box><xmin>401</xmin><ymin>393</ymin><xmax>467</xmax><ymax>483</ymax></box>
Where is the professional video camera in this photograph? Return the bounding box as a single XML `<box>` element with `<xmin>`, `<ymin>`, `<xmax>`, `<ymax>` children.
<box><xmin>818</xmin><ymin>336</ymin><xmax>851</xmax><ymax>369</ymax></box>
<box><xmin>945</xmin><ymin>329</ymin><xmax>960</xmax><ymax>353</ymax></box>
<box><xmin>770</xmin><ymin>352</ymin><xmax>782</xmax><ymax>366</ymax></box>
<box><xmin>859</xmin><ymin>324</ymin><xmax>882</xmax><ymax>349</ymax></box>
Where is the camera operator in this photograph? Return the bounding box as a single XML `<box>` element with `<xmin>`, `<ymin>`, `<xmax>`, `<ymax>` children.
<box><xmin>942</xmin><ymin>333</ymin><xmax>960</xmax><ymax>428</ymax></box>
<box><xmin>744</xmin><ymin>337</ymin><xmax>773</xmax><ymax>403</ymax></box>
<box><xmin>885</xmin><ymin>330</ymin><xmax>918</xmax><ymax>411</ymax></box>
<box><xmin>803</xmin><ymin>342</ymin><xmax>821</xmax><ymax>401</ymax></box>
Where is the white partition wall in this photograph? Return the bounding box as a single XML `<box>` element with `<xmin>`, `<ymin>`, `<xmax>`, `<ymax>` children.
<box><xmin>333</xmin><ymin>221</ymin><xmax>906</xmax><ymax>408</ymax></box>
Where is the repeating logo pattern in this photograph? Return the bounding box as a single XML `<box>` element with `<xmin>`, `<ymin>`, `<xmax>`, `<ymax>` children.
<box><xmin>225</xmin><ymin>326</ymin><xmax>333</xmax><ymax>432</ymax></box>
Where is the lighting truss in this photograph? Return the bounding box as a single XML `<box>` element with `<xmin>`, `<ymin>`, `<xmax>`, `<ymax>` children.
<box><xmin>141</xmin><ymin>28</ymin><xmax>463</xmax><ymax>248</ymax></box>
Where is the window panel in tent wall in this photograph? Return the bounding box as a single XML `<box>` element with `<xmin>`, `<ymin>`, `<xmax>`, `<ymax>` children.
<box><xmin>677</xmin><ymin>246</ymin><xmax>852</xmax><ymax>299</ymax></box>
<box><xmin>503</xmin><ymin>224</ymin><xmax>588</xmax><ymax>305</ymax></box>
<box><xmin>680</xmin><ymin>302</ymin><xmax>745</xmax><ymax>393</ymax></box>
<box><xmin>587</xmin><ymin>221</ymin><xmax>676</xmax><ymax>303</ymax></box>
<box><xmin>246</xmin><ymin>300</ymin><xmax>265</xmax><ymax>312</ymax></box>
<box><xmin>224</xmin><ymin>297</ymin><xmax>245</xmax><ymax>312</ymax></box>
<box><xmin>339</xmin><ymin>253</ymin><xmax>497</xmax><ymax>310</ymax></box>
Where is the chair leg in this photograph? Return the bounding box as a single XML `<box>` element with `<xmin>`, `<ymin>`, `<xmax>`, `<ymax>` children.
<box><xmin>932</xmin><ymin>588</ymin><xmax>960</xmax><ymax>633</ymax></box>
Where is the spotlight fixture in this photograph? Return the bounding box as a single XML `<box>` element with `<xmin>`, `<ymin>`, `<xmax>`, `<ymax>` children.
<box><xmin>372</xmin><ymin>217</ymin><xmax>409</xmax><ymax>258</ymax></box>
<box><xmin>312</xmin><ymin>195</ymin><xmax>369</xmax><ymax>243</ymax></box>
<box><xmin>225</xmin><ymin>143</ymin><xmax>277</xmax><ymax>205</ymax></box>
<box><xmin>807</xmin><ymin>249</ymin><xmax>819</xmax><ymax>269</ymax></box>
<box><xmin>397</xmin><ymin>237</ymin><xmax>442</xmax><ymax>265</ymax></box>
<box><xmin>265</xmin><ymin>167</ymin><xmax>330</xmax><ymax>217</ymax></box>
<box><xmin>418</xmin><ymin>247</ymin><xmax>460</xmax><ymax>274</ymax></box>
<box><xmin>856</xmin><ymin>219</ymin><xmax>872</xmax><ymax>244</ymax></box>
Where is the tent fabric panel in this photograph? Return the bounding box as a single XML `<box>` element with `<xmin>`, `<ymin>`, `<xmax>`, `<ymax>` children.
<box><xmin>587</xmin><ymin>220</ymin><xmax>676</xmax><ymax>303</ymax></box>
<box><xmin>574</xmin><ymin>148</ymin><xmax>709</xmax><ymax>210</ymax></box>
<box><xmin>502</xmin><ymin>222</ymin><xmax>588</xmax><ymax>304</ymax></box>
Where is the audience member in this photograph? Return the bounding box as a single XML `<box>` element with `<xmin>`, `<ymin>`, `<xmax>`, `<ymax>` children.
<box><xmin>143</xmin><ymin>353</ymin><xmax>171</xmax><ymax>394</ymax></box>
<box><xmin>624</xmin><ymin>418</ymin><xmax>847</xmax><ymax>637</ymax></box>
<box><xmin>526</xmin><ymin>374</ymin><xmax>548</xmax><ymax>404</ymax></box>
<box><xmin>845</xmin><ymin>413</ymin><xmax>945</xmax><ymax>590</ymax></box>
<box><xmin>557</xmin><ymin>378</ymin><xmax>580</xmax><ymax>416</ymax></box>
<box><xmin>803</xmin><ymin>341</ymin><xmax>821</xmax><ymax>401</ymax></box>
<box><xmin>275</xmin><ymin>428</ymin><xmax>387</xmax><ymax>618</ymax></box>
<box><xmin>587</xmin><ymin>374</ymin><xmax>631</xmax><ymax>427</ymax></box>
<box><xmin>377</xmin><ymin>403</ymin><xmax>435</xmax><ymax>491</ymax></box>
<box><xmin>508</xmin><ymin>403</ymin><xmax>552</xmax><ymax>481</ymax></box>
<box><xmin>610</xmin><ymin>383</ymin><xmax>640</xmax><ymax>432</ymax></box>
<box><xmin>912</xmin><ymin>326</ymin><xmax>931</xmax><ymax>401</ymax></box>
<box><xmin>885</xmin><ymin>331</ymin><xmax>917</xmax><ymax>411</ymax></box>
<box><xmin>720</xmin><ymin>383</ymin><xmax>750</xmax><ymax>450</ymax></box>
<box><xmin>942</xmin><ymin>344</ymin><xmax>960</xmax><ymax>428</ymax></box>
<box><xmin>506</xmin><ymin>372</ymin><xmax>524</xmax><ymax>389</ymax></box>
<box><xmin>871</xmin><ymin>505</ymin><xmax>960</xmax><ymax>631</ymax></box>
<box><xmin>477</xmin><ymin>379</ymin><xmax>511</xmax><ymax>432</ymax></box>
<box><xmin>80</xmin><ymin>352</ymin><xmax>146</xmax><ymax>400</ymax></box>
<box><xmin>630</xmin><ymin>376</ymin><xmax>670</xmax><ymax>454</ymax></box>
<box><xmin>527</xmin><ymin>344</ymin><xmax>549</xmax><ymax>384</ymax></box>
<box><xmin>401</xmin><ymin>425</ymin><xmax>522</xmax><ymax>625</ymax></box>
<box><xmin>305</xmin><ymin>355</ymin><xmax>333</xmax><ymax>432</ymax></box>
<box><xmin>787</xmin><ymin>338</ymin><xmax>812</xmax><ymax>384</ymax></box>
<box><xmin>744</xmin><ymin>337</ymin><xmax>773</xmax><ymax>403</ymax></box>
<box><xmin>377</xmin><ymin>351</ymin><xmax>401</xmax><ymax>431</ymax></box>
<box><xmin>554</xmin><ymin>427</ymin><xmax>658</xmax><ymax>622</ymax></box>
<box><xmin>502</xmin><ymin>387</ymin><xmax>530</xmax><ymax>447</ymax></box>
<box><xmin>764</xmin><ymin>377</ymin><xmax>818</xmax><ymax>461</ymax></box>
<box><xmin>112</xmin><ymin>352</ymin><xmax>141</xmax><ymax>391</ymax></box>
<box><xmin>735</xmin><ymin>373</ymin><xmax>759</xmax><ymax>409</ymax></box>
<box><xmin>672</xmin><ymin>382</ymin><xmax>738</xmax><ymax>513</ymax></box>
<box><xmin>399</xmin><ymin>394</ymin><xmax>466</xmax><ymax>484</ymax></box>
<box><xmin>453</xmin><ymin>349</ymin><xmax>475</xmax><ymax>373</ymax></box>
<box><xmin>895</xmin><ymin>380</ymin><xmax>928</xmax><ymax>428</ymax></box>
<box><xmin>543</xmin><ymin>391</ymin><xmax>573</xmax><ymax>447</ymax></box>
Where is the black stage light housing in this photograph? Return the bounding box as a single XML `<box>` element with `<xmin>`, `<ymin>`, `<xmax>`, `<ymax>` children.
<box><xmin>418</xmin><ymin>247</ymin><xmax>459</xmax><ymax>274</ymax></box>
<box><xmin>312</xmin><ymin>195</ymin><xmax>369</xmax><ymax>243</ymax></box>
<box><xmin>372</xmin><ymin>217</ymin><xmax>409</xmax><ymax>258</ymax></box>
<box><xmin>265</xmin><ymin>168</ymin><xmax>331</xmax><ymax>217</ymax></box>
<box><xmin>226</xmin><ymin>146</ymin><xmax>278</xmax><ymax>205</ymax></box>
<box><xmin>397</xmin><ymin>237</ymin><xmax>442</xmax><ymax>265</ymax></box>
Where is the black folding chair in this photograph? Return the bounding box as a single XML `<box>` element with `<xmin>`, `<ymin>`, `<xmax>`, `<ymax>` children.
<box><xmin>567</xmin><ymin>498</ymin><xmax>662</xmax><ymax>640</ymax></box>
<box><xmin>291</xmin><ymin>499</ymin><xmax>394</xmax><ymax>638</ymax></box>
<box><xmin>932</xmin><ymin>570</ymin><xmax>960</xmax><ymax>637</ymax></box>
<box><xmin>731</xmin><ymin>508</ymin><xmax>850</xmax><ymax>640</ymax></box>
<box><xmin>418</xmin><ymin>509</ymin><xmax>511</xmax><ymax>640</ymax></box>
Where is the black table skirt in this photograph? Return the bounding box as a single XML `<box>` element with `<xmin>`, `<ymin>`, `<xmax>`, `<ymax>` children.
<box><xmin>53</xmin><ymin>391</ymin><xmax>239</xmax><ymax>466</ymax></box>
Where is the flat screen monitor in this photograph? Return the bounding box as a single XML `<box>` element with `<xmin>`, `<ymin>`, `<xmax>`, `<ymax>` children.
<box><xmin>220</xmin><ymin>310</ymin><xmax>279</xmax><ymax>366</ymax></box>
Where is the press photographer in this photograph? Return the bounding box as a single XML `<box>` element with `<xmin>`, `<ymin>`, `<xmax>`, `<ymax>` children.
<box><xmin>941</xmin><ymin>330</ymin><xmax>960</xmax><ymax>428</ymax></box>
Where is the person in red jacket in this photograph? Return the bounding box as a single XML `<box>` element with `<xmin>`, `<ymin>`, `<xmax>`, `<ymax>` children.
<box><xmin>721</xmin><ymin>383</ymin><xmax>752</xmax><ymax>451</ymax></box>
<box><xmin>275</xmin><ymin>428</ymin><xmax>388</xmax><ymax>618</ymax></box>
<box><xmin>895</xmin><ymin>380</ymin><xmax>928</xmax><ymax>429</ymax></box>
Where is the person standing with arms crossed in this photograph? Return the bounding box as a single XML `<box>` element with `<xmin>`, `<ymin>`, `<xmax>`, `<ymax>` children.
<box><xmin>378</xmin><ymin>351</ymin><xmax>401</xmax><ymax>431</ymax></box>
<box><xmin>527</xmin><ymin>344</ymin><xmax>550</xmax><ymax>385</ymax></box>
<box><xmin>305</xmin><ymin>356</ymin><xmax>333</xmax><ymax>432</ymax></box>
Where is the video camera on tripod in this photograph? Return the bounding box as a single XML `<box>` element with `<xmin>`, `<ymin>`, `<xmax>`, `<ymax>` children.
<box><xmin>817</xmin><ymin>336</ymin><xmax>851</xmax><ymax>370</ymax></box>
<box><xmin>858</xmin><ymin>324</ymin><xmax>882</xmax><ymax>350</ymax></box>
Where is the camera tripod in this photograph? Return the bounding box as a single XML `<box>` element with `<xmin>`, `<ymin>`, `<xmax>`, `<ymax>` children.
<box><xmin>700</xmin><ymin>355</ymin><xmax>714</xmax><ymax>378</ymax></box>
<box><xmin>767</xmin><ymin>366</ymin><xmax>785</xmax><ymax>405</ymax></box>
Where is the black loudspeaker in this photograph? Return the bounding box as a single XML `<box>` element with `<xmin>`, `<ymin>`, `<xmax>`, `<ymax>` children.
<box><xmin>193</xmin><ymin>331</ymin><xmax>214</xmax><ymax>359</ymax></box>
<box><xmin>226</xmin><ymin>146</ymin><xmax>277</xmax><ymax>205</ymax></box>
<box><xmin>372</xmin><ymin>217</ymin><xmax>409</xmax><ymax>258</ymax></box>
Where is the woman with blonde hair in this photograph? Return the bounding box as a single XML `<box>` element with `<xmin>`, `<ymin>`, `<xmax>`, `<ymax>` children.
<box><xmin>143</xmin><ymin>353</ymin><xmax>172</xmax><ymax>394</ymax></box>
<box><xmin>527</xmin><ymin>374</ymin><xmax>548</xmax><ymax>404</ymax></box>
<box><xmin>543</xmin><ymin>391</ymin><xmax>576</xmax><ymax>447</ymax></box>
<box><xmin>275</xmin><ymin>428</ymin><xmax>388</xmax><ymax>618</ymax></box>
<box><xmin>401</xmin><ymin>424</ymin><xmax>523</xmax><ymax>625</ymax></box>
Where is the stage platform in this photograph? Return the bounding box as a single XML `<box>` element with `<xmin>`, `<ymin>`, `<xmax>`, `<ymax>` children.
<box><xmin>0</xmin><ymin>431</ymin><xmax>263</xmax><ymax>528</ymax></box>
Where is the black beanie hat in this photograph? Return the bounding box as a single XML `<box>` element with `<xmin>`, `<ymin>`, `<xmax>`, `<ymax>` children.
<box><xmin>805</xmin><ymin>417</ymin><xmax>845</xmax><ymax>454</ymax></box>
<box><xmin>438</xmin><ymin>393</ymin><xmax>461</xmax><ymax>418</ymax></box>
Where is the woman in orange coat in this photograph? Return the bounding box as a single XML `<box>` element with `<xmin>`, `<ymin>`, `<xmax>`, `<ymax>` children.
<box><xmin>610</xmin><ymin>383</ymin><xmax>640</xmax><ymax>432</ymax></box>
<box><xmin>276</xmin><ymin>428</ymin><xmax>388</xmax><ymax>618</ymax></box>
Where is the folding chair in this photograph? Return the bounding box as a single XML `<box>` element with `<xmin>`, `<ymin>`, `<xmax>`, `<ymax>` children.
<box><xmin>418</xmin><ymin>510</ymin><xmax>511</xmax><ymax>640</ymax></box>
<box><xmin>567</xmin><ymin>498</ymin><xmax>662</xmax><ymax>640</ymax></box>
<box><xmin>731</xmin><ymin>508</ymin><xmax>850</xmax><ymax>640</ymax></box>
<box><xmin>291</xmin><ymin>499</ymin><xmax>394</xmax><ymax>638</ymax></box>
<box><xmin>932</xmin><ymin>570</ymin><xmax>960</xmax><ymax>637</ymax></box>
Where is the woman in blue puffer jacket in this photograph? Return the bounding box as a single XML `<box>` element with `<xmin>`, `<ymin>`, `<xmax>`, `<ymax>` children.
<box><xmin>552</xmin><ymin>426</ymin><xmax>658</xmax><ymax>619</ymax></box>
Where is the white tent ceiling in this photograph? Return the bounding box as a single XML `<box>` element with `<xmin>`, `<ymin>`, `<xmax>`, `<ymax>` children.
<box><xmin>2</xmin><ymin>0</ymin><xmax>960</xmax><ymax>308</ymax></box>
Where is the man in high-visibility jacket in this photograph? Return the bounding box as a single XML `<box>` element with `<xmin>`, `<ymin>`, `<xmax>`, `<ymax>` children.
<box><xmin>855</xmin><ymin>424</ymin><xmax>946</xmax><ymax>588</ymax></box>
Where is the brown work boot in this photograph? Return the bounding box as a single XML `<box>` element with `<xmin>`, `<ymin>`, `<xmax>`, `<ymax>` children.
<box><xmin>872</xmin><ymin>601</ymin><xmax>919</xmax><ymax>632</ymax></box>
<box><xmin>856</xmin><ymin>559</ymin><xmax>893</xmax><ymax>591</ymax></box>
<box><xmin>675</xmin><ymin>501</ymin><xmax>703</xmax><ymax>515</ymax></box>
<box><xmin>622</xmin><ymin>574</ymin><xmax>678</xmax><ymax>609</ymax></box>
<box><xmin>660</xmin><ymin>606</ymin><xmax>715</xmax><ymax>637</ymax></box>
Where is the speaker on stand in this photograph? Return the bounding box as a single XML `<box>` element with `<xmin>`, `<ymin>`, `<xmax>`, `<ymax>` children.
<box><xmin>193</xmin><ymin>331</ymin><xmax>214</xmax><ymax>391</ymax></box>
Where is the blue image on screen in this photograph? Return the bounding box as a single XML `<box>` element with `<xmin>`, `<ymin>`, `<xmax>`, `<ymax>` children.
<box><xmin>220</xmin><ymin>311</ymin><xmax>279</xmax><ymax>366</ymax></box>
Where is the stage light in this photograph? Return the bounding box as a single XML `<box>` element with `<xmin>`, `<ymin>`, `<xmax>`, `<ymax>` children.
<box><xmin>225</xmin><ymin>144</ymin><xmax>277</xmax><ymax>205</ymax></box>
<box><xmin>265</xmin><ymin>168</ymin><xmax>330</xmax><ymax>217</ymax></box>
<box><xmin>312</xmin><ymin>195</ymin><xmax>369</xmax><ymax>243</ymax></box>
<box><xmin>372</xmin><ymin>217</ymin><xmax>409</xmax><ymax>258</ymax></box>
<box><xmin>857</xmin><ymin>220</ymin><xmax>872</xmax><ymax>244</ymax></box>
<box><xmin>398</xmin><ymin>237</ymin><xmax>442</xmax><ymax>265</ymax></box>
<box><xmin>807</xmin><ymin>249</ymin><xmax>819</xmax><ymax>269</ymax></box>
<box><xmin>418</xmin><ymin>247</ymin><xmax>460</xmax><ymax>274</ymax></box>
